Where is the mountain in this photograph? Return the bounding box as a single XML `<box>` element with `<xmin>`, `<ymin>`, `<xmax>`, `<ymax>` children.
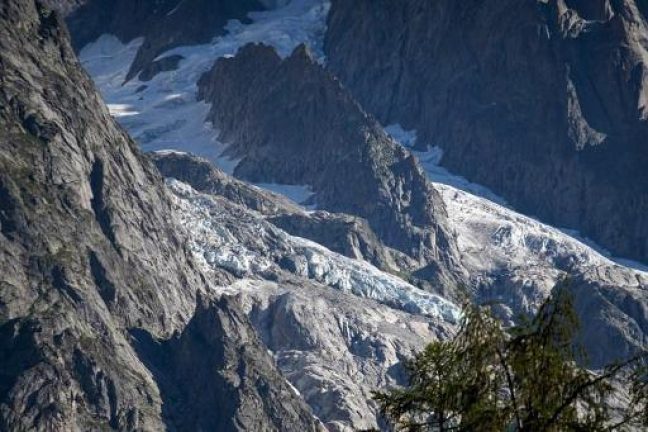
<box><xmin>64</xmin><ymin>0</ymin><xmax>647</xmax><ymax>367</ymax></box>
<box><xmin>0</xmin><ymin>1</ymin><xmax>318</xmax><ymax>430</ymax></box>
<box><xmin>4</xmin><ymin>0</ymin><xmax>648</xmax><ymax>430</ymax></box>
<box><xmin>197</xmin><ymin>42</ymin><xmax>465</xmax><ymax>291</ymax></box>
<box><xmin>325</xmin><ymin>0</ymin><xmax>648</xmax><ymax>265</ymax></box>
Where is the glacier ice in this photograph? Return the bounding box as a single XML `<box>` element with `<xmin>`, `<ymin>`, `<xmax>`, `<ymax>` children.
<box><xmin>168</xmin><ymin>179</ymin><xmax>460</xmax><ymax>324</ymax></box>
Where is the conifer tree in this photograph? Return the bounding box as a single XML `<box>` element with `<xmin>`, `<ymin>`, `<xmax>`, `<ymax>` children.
<box><xmin>374</xmin><ymin>278</ymin><xmax>647</xmax><ymax>431</ymax></box>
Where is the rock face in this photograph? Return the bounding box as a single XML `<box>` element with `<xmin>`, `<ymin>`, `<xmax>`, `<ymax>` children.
<box><xmin>138</xmin><ymin>54</ymin><xmax>184</xmax><ymax>82</ymax></box>
<box><xmin>568</xmin><ymin>268</ymin><xmax>648</xmax><ymax>368</ymax></box>
<box><xmin>325</xmin><ymin>0</ymin><xmax>648</xmax><ymax>264</ymax></box>
<box><xmin>197</xmin><ymin>43</ymin><xmax>465</xmax><ymax>289</ymax></box>
<box><xmin>228</xmin><ymin>279</ymin><xmax>451</xmax><ymax>432</ymax></box>
<box><xmin>151</xmin><ymin>151</ymin><xmax>303</xmax><ymax>216</ymax></box>
<box><xmin>64</xmin><ymin>0</ymin><xmax>265</xmax><ymax>80</ymax></box>
<box><xmin>268</xmin><ymin>211</ymin><xmax>406</xmax><ymax>273</ymax></box>
<box><xmin>0</xmin><ymin>1</ymin><xmax>318</xmax><ymax>430</ymax></box>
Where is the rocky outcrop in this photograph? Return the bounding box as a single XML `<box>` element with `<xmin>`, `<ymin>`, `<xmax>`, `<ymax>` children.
<box><xmin>568</xmin><ymin>268</ymin><xmax>648</xmax><ymax>368</ymax></box>
<box><xmin>64</xmin><ymin>0</ymin><xmax>265</xmax><ymax>81</ymax></box>
<box><xmin>325</xmin><ymin>0</ymin><xmax>648</xmax><ymax>264</ymax></box>
<box><xmin>0</xmin><ymin>1</ymin><xmax>318</xmax><ymax>430</ymax></box>
<box><xmin>268</xmin><ymin>211</ymin><xmax>409</xmax><ymax>273</ymax></box>
<box><xmin>197</xmin><ymin>43</ymin><xmax>465</xmax><ymax>289</ymax></box>
<box><xmin>138</xmin><ymin>54</ymin><xmax>184</xmax><ymax>82</ymax></box>
<box><xmin>151</xmin><ymin>151</ymin><xmax>303</xmax><ymax>216</ymax></box>
<box><xmin>229</xmin><ymin>279</ymin><xmax>452</xmax><ymax>432</ymax></box>
<box><xmin>130</xmin><ymin>295</ymin><xmax>319</xmax><ymax>432</ymax></box>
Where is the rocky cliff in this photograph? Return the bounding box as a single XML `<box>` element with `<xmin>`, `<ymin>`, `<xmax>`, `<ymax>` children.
<box><xmin>325</xmin><ymin>0</ymin><xmax>648</xmax><ymax>264</ymax></box>
<box><xmin>197</xmin><ymin>43</ymin><xmax>465</xmax><ymax>291</ymax></box>
<box><xmin>130</xmin><ymin>295</ymin><xmax>318</xmax><ymax>431</ymax></box>
<box><xmin>0</xmin><ymin>1</ymin><xmax>319</xmax><ymax>430</ymax></box>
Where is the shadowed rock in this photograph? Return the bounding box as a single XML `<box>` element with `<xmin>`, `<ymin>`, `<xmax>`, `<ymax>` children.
<box><xmin>325</xmin><ymin>0</ymin><xmax>648</xmax><ymax>265</ymax></box>
<box><xmin>130</xmin><ymin>295</ymin><xmax>320</xmax><ymax>432</ymax></box>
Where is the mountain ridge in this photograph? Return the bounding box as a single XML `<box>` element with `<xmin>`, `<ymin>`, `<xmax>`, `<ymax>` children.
<box><xmin>0</xmin><ymin>1</ymin><xmax>320</xmax><ymax>429</ymax></box>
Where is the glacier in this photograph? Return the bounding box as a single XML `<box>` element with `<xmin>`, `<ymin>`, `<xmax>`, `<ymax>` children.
<box><xmin>169</xmin><ymin>178</ymin><xmax>460</xmax><ymax>324</ymax></box>
<box><xmin>79</xmin><ymin>0</ymin><xmax>329</xmax><ymax>163</ymax></box>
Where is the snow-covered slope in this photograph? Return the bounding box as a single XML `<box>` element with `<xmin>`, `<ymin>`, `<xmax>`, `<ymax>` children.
<box><xmin>79</xmin><ymin>0</ymin><xmax>329</xmax><ymax>206</ymax></box>
<box><xmin>75</xmin><ymin>0</ymin><xmax>646</xmax><ymax>388</ymax></box>
<box><xmin>78</xmin><ymin>0</ymin><xmax>646</xmax><ymax>284</ymax></box>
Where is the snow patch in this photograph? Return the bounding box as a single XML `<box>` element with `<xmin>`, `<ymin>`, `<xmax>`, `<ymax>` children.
<box><xmin>79</xmin><ymin>35</ymin><xmax>143</xmax><ymax>86</ymax></box>
<box><xmin>386</xmin><ymin>124</ymin><xmax>507</xmax><ymax>205</ymax></box>
<box><xmin>152</xmin><ymin>149</ymin><xmax>188</xmax><ymax>156</ymax></box>
<box><xmin>384</xmin><ymin>124</ymin><xmax>417</xmax><ymax>149</ymax></box>
<box><xmin>253</xmin><ymin>183</ymin><xmax>315</xmax><ymax>207</ymax></box>
<box><xmin>107</xmin><ymin>104</ymin><xmax>139</xmax><ymax>118</ymax></box>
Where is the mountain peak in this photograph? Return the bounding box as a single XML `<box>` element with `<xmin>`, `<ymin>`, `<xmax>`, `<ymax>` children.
<box><xmin>290</xmin><ymin>42</ymin><xmax>315</xmax><ymax>61</ymax></box>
